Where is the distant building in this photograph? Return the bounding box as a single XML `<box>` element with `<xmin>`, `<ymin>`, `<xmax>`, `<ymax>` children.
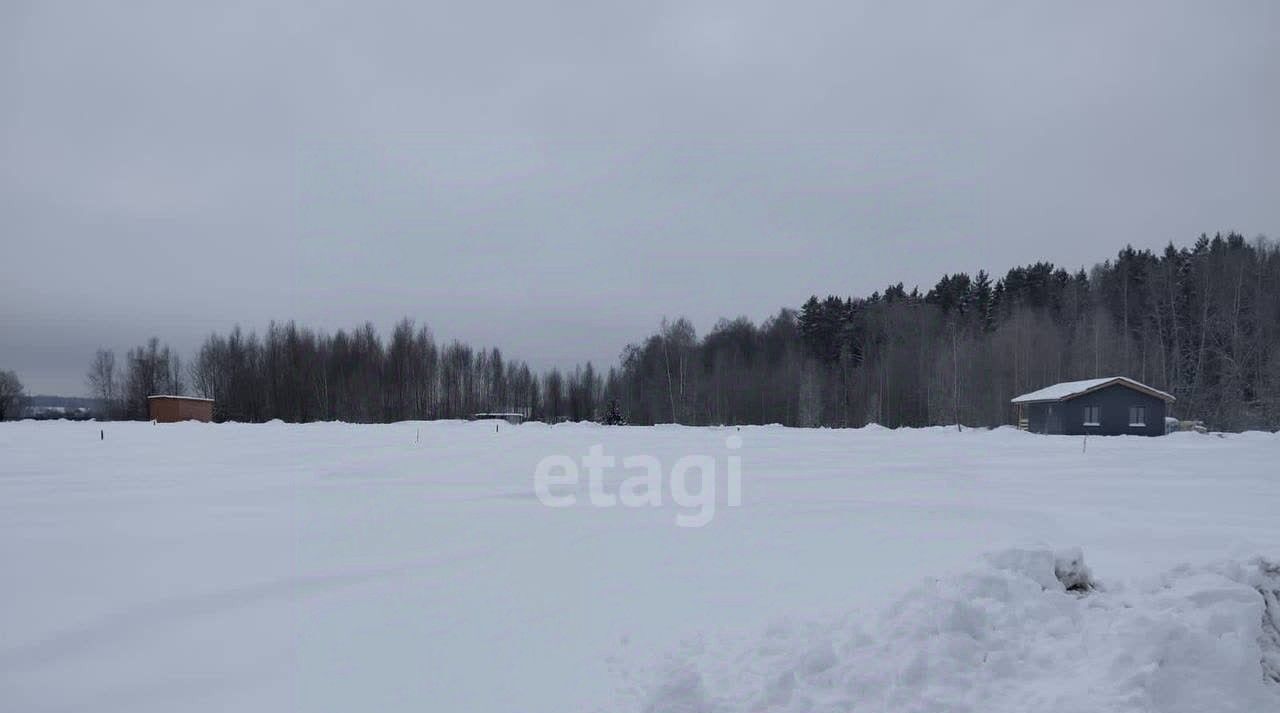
<box><xmin>1011</xmin><ymin>377</ymin><xmax>1173</xmax><ymax>436</ymax></box>
<box><xmin>147</xmin><ymin>395</ymin><xmax>214</xmax><ymax>423</ymax></box>
<box><xmin>470</xmin><ymin>412</ymin><xmax>525</xmax><ymax>425</ymax></box>
<box><xmin>20</xmin><ymin>405</ymin><xmax>94</xmax><ymax>421</ymax></box>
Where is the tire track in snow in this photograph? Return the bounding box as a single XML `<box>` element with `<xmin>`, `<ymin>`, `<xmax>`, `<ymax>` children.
<box><xmin>0</xmin><ymin>549</ymin><xmax>480</xmax><ymax>674</ymax></box>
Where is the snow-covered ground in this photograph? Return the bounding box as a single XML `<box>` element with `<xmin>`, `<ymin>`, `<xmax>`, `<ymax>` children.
<box><xmin>1</xmin><ymin>421</ymin><xmax>1277</xmax><ymax>712</ymax></box>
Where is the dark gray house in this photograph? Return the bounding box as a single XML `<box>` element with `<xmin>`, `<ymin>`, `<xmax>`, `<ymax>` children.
<box><xmin>1011</xmin><ymin>377</ymin><xmax>1174</xmax><ymax>436</ymax></box>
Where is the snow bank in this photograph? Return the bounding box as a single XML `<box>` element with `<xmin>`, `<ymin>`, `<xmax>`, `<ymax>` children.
<box><xmin>636</xmin><ymin>548</ymin><xmax>1280</xmax><ymax>713</ymax></box>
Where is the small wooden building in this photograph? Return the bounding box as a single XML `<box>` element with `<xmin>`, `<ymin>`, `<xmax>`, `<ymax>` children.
<box><xmin>1011</xmin><ymin>377</ymin><xmax>1173</xmax><ymax>436</ymax></box>
<box><xmin>147</xmin><ymin>395</ymin><xmax>214</xmax><ymax>423</ymax></box>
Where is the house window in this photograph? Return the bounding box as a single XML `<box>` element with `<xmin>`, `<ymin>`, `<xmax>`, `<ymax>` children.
<box><xmin>1129</xmin><ymin>406</ymin><xmax>1146</xmax><ymax>427</ymax></box>
<box><xmin>1083</xmin><ymin>405</ymin><xmax>1101</xmax><ymax>426</ymax></box>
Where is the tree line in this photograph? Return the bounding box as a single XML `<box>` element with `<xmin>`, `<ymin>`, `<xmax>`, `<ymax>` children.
<box><xmin>86</xmin><ymin>320</ymin><xmax>608</xmax><ymax>423</ymax></box>
<box><xmin>80</xmin><ymin>233</ymin><xmax>1279</xmax><ymax>430</ymax></box>
<box><xmin>616</xmin><ymin>233</ymin><xmax>1280</xmax><ymax>430</ymax></box>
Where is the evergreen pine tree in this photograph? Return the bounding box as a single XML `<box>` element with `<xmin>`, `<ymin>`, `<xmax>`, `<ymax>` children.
<box><xmin>603</xmin><ymin>398</ymin><xmax>626</xmax><ymax>425</ymax></box>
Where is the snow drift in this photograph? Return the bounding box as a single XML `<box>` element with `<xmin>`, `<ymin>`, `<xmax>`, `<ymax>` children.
<box><xmin>637</xmin><ymin>548</ymin><xmax>1280</xmax><ymax>713</ymax></box>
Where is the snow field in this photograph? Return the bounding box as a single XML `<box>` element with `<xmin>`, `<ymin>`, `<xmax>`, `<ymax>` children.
<box><xmin>0</xmin><ymin>421</ymin><xmax>1277</xmax><ymax>712</ymax></box>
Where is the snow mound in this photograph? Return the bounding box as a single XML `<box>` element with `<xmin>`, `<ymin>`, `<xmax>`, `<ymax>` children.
<box><xmin>635</xmin><ymin>549</ymin><xmax>1280</xmax><ymax>713</ymax></box>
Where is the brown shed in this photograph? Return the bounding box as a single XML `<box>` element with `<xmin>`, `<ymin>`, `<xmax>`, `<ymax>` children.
<box><xmin>147</xmin><ymin>395</ymin><xmax>214</xmax><ymax>423</ymax></box>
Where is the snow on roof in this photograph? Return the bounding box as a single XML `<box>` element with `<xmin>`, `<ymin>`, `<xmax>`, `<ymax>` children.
<box><xmin>1010</xmin><ymin>377</ymin><xmax>1174</xmax><ymax>404</ymax></box>
<box><xmin>146</xmin><ymin>394</ymin><xmax>214</xmax><ymax>402</ymax></box>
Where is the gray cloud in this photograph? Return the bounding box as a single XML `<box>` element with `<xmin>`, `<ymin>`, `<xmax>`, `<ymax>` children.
<box><xmin>3</xmin><ymin>0</ymin><xmax>1277</xmax><ymax>393</ymax></box>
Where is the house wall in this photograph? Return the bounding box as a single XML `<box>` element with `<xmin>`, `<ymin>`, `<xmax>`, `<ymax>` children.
<box><xmin>177</xmin><ymin>399</ymin><xmax>213</xmax><ymax>422</ymax></box>
<box><xmin>148</xmin><ymin>398</ymin><xmax>213</xmax><ymax>423</ymax></box>
<box><xmin>1046</xmin><ymin>384</ymin><xmax>1166</xmax><ymax>436</ymax></box>
<box><xmin>1024</xmin><ymin>384</ymin><xmax>1167</xmax><ymax>436</ymax></box>
<box><xmin>1061</xmin><ymin>384</ymin><xmax>1166</xmax><ymax>436</ymax></box>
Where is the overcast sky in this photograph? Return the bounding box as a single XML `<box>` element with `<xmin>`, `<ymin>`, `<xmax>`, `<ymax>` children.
<box><xmin>3</xmin><ymin>1</ymin><xmax>1277</xmax><ymax>395</ymax></box>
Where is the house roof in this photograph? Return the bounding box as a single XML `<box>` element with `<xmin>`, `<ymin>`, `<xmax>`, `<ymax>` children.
<box><xmin>147</xmin><ymin>394</ymin><xmax>215</xmax><ymax>402</ymax></box>
<box><xmin>1010</xmin><ymin>377</ymin><xmax>1175</xmax><ymax>404</ymax></box>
